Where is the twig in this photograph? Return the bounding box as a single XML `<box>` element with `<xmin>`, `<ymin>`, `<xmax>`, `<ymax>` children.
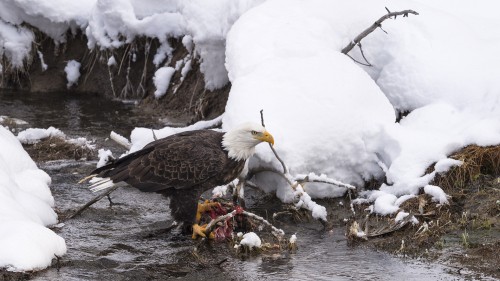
<box><xmin>341</xmin><ymin>8</ymin><xmax>419</xmax><ymax>55</ymax></box>
<box><xmin>204</xmin><ymin>209</ymin><xmax>237</xmax><ymax>234</ymax></box>
<box><xmin>66</xmin><ymin>185</ymin><xmax>120</xmax><ymax>220</ymax></box>
<box><xmin>151</xmin><ymin>129</ymin><xmax>158</xmax><ymax>141</ymax></box>
<box><xmin>242</xmin><ymin>210</ymin><xmax>285</xmax><ymax>237</ymax></box>
<box><xmin>294</xmin><ymin>173</ymin><xmax>356</xmax><ymax>190</ymax></box>
<box><xmin>260</xmin><ymin>109</ymin><xmax>288</xmax><ymax>174</ymax></box>
<box><xmin>204</xmin><ymin>209</ymin><xmax>285</xmax><ymax>238</ymax></box>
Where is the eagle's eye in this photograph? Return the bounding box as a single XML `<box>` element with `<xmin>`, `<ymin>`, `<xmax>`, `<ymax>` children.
<box><xmin>251</xmin><ymin>130</ymin><xmax>258</xmax><ymax>135</ymax></box>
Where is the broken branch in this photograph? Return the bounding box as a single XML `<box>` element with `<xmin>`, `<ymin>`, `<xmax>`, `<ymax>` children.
<box><xmin>341</xmin><ymin>8</ymin><xmax>419</xmax><ymax>55</ymax></box>
<box><xmin>204</xmin><ymin>209</ymin><xmax>285</xmax><ymax>238</ymax></box>
<box><xmin>66</xmin><ymin>185</ymin><xmax>121</xmax><ymax>220</ymax></box>
<box><xmin>260</xmin><ymin>109</ymin><xmax>288</xmax><ymax>174</ymax></box>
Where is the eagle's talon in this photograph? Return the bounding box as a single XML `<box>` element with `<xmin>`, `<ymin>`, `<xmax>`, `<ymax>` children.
<box><xmin>192</xmin><ymin>223</ymin><xmax>215</xmax><ymax>239</ymax></box>
<box><xmin>196</xmin><ymin>200</ymin><xmax>221</xmax><ymax>221</ymax></box>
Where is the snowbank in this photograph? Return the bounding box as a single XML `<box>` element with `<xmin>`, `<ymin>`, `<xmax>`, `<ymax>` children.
<box><xmin>224</xmin><ymin>0</ymin><xmax>396</xmax><ymax>199</ymax></box>
<box><xmin>1</xmin><ymin>0</ymin><xmax>265</xmax><ymax>90</ymax></box>
<box><xmin>0</xmin><ymin>126</ymin><xmax>66</xmax><ymax>271</ymax></box>
<box><xmin>223</xmin><ymin>0</ymin><xmax>500</xmax><ymax>214</ymax></box>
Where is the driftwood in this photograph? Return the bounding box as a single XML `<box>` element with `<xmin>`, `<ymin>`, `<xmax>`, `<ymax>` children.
<box><xmin>66</xmin><ymin>185</ymin><xmax>121</xmax><ymax>219</ymax></box>
<box><xmin>341</xmin><ymin>8</ymin><xmax>419</xmax><ymax>66</ymax></box>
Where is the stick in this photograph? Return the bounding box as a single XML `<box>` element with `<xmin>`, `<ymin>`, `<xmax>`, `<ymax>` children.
<box><xmin>260</xmin><ymin>109</ymin><xmax>288</xmax><ymax>174</ymax></box>
<box><xmin>204</xmin><ymin>209</ymin><xmax>285</xmax><ymax>237</ymax></box>
<box><xmin>294</xmin><ymin>173</ymin><xmax>356</xmax><ymax>190</ymax></box>
<box><xmin>66</xmin><ymin>185</ymin><xmax>120</xmax><ymax>220</ymax></box>
<box><xmin>341</xmin><ymin>9</ymin><xmax>419</xmax><ymax>55</ymax></box>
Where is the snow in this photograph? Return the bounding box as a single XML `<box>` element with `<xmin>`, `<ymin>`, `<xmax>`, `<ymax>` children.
<box><xmin>182</xmin><ymin>35</ymin><xmax>193</xmax><ymax>54</ymax></box>
<box><xmin>37</xmin><ymin>51</ymin><xmax>48</xmax><ymax>71</ymax></box>
<box><xmin>212</xmin><ymin>185</ymin><xmax>229</xmax><ymax>198</ymax></box>
<box><xmin>372</xmin><ymin>193</ymin><xmax>399</xmax><ymax>216</ymax></box>
<box><xmin>64</xmin><ymin>60</ymin><xmax>81</xmax><ymax>89</ymax></box>
<box><xmin>222</xmin><ymin>0</ymin><xmax>500</xmax><ymax>217</ymax></box>
<box><xmin>17</xmin><ymin>127</ymin><xmax>65</xmax><ymax>144</ymax></box>
<box><xmin>239</xmin><ymin>232</ymin><xmax>261</xmax><ymax>249</ymax></box>
<box><xmin>107</xmin><ymin>55</ymin><xmax>116</xmax><ymax>66</ymax></box>
<box><xmin>0</xmin><ymin>20</ymin><xmax>34</xmax><ymax>68</ymax></box>
<box><xmin>180</xmin><ymin>59</ymin><xmax>192</xmax><ymax>81</ymax></box>
<box><xmin>97</xmin><ymin>149</ymin><xmax>113</xmax><ymax>168</ymax></box>
<box><xmin>0</xmin><ymin>126</ymin><xmax>66</xmax><ymax>271</ymax></box>
<box><xmin>424</xmin><ymin>185</ymin><xmax>450</xmax><ymax>205</ymax></box>
<box><xmin>294</xmin><ymin>184</ymin><xmax>327</xmax><ymax>221</ymax></box>
<box><xmin>153</xmin><ymin>66</ymin><xmax>175</xmax><ymax>99</ymax></box>
<box><xmin>395</xmin><ymin>211</ymin><xmax>419</xmax><ymax>225</ymax></box>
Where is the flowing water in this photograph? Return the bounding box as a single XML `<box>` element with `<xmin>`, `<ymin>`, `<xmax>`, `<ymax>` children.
<box><xmin>0</xmin><ymin>90</ymin><xmax>485</xmax><ymax>280</ymax></box>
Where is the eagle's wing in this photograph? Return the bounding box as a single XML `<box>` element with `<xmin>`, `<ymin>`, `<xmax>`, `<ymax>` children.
<box><xmin>95</xmin><ymin>130</ymin><xmax>228</xmax><ymax>192</ymax></box>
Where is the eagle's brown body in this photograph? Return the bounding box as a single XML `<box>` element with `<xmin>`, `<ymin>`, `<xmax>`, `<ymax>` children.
<box><xmin>91</xmin><ymin>130</ymin><xmax>245</xmax><ymax>227</ymax></box>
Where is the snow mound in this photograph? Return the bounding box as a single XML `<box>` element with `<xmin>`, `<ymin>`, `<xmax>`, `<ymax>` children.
<box><xmin>0</xmin><ymin>126</ymin><xmax>66</xmax><ymax>271</ymax></box>
<box><xmin>17</xmin><ymin>127</ymin><xmax>65</xmax><ymax>144</ymax></box>
<box><xmin>239</xmin><ymin>232</ymin><xmax>261</xmax><ymax>249</ymax></box>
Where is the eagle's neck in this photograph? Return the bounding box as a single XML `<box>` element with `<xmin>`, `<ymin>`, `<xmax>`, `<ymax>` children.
<box><xmin>222</xmin><ymin>131</ymin><xmax>257</xmax><ymax>161</ymax></box>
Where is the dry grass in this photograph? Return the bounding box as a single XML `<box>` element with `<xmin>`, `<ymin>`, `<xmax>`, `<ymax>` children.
<box><xmin>23</xmin><ymin>137</ymin><xmax>95</xmax><ymax>162</ymax></box>
<box><xmin>433</xmin><ymin>145</ymin><xmax>500</xmax><ymax>191</ymax></box>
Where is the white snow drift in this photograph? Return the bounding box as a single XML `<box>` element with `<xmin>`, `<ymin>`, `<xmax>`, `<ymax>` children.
<box><xmin>0</xmin><ymin>126</ymin><xmax>66</xmax><ymax>271</ymax></box>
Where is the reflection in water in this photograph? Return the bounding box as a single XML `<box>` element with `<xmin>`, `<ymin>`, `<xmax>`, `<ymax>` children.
<box><xmin>65</xmin><ymin>99</ymin><xmax>81</xmax><ymax>131</ymax></box>
<box><xmin>0</xmin><ymin>89</ymin><xmax>154</xmax><ymax>139</ymax></box>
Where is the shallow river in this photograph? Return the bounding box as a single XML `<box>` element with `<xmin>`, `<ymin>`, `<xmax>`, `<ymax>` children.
<box><xmin>0</xmin><ymin>90</ymin><xmax>482</xmax><ymax>280</ymax></box>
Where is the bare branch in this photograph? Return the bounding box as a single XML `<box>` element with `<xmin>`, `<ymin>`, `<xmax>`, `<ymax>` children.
<box><xmin>341</xmin><ymin>9</ymin><xmax>419</xmax><ymax>55</ymax></box>
<box><xmin>357</xmin><ymin>43</ymin><xmax>373</xmax><ymax>67</ymax></box>
<box><xmin>66</xmin><ymin>185</ymin><xmax>121</xmax><ymax>220</ymax></box>
<box><xmin>260</xmin><ymin>109</ymin><xmax>288</xmax><ymax>174</ymax></box>
<box><xmin>151</xmin><ymin>129</ymin><xmax>158</xmax><ymax>141</ymax></box>
<box><xmin>294</xmin><ymin>173</ymin><xmax>356</xmax><ymax>190</ymax></box>
<box><xmin>204</xmin><ymin>209</ymin><xmax>285</xmax><ymax>238</ymax></box>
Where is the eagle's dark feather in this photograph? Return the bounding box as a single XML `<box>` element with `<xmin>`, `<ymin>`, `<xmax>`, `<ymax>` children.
<box><xmin>91</xmin><ymin>129</ymin><xmax>245</xmax><ymax>227</ymax></box>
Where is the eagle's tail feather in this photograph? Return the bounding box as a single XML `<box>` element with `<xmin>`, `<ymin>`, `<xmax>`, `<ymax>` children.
<box><xmin>89</xmin><ymin>178</ymin><xmax>115</xmax><ymax>193</ymax></box>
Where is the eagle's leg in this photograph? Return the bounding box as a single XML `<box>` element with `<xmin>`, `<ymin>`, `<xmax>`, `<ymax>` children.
<box><xmin>191</xmin><ymin>200</ymin><xmax>220</xmax><ymax>239</ymax></box>
<box><xmin>167</xmin><ymin>189</ymin><xmax>218</xmax><ymax>239</ymax></box>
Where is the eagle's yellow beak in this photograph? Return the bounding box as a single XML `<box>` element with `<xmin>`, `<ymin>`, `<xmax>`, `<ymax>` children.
<box><xmin>258</xmin><ymin>130</ymin><xmax>275</xmax><ymax>146</ymax></box>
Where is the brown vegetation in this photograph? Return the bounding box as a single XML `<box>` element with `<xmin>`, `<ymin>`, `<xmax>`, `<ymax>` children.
<box><xmin>22</xmin><ymin>137</ymin><xmax>95</xmax><ymax>162</ymax></box>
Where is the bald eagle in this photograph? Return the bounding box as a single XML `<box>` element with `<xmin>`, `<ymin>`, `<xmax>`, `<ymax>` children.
<box><xmin>88</xmin><ymin>123</ymin><xmax>274</xmax><ymax>238</ymax></box>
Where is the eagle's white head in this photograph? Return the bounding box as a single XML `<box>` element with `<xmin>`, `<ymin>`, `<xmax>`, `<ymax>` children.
<box><xmin>222</xmin><ymin>122</ymin><xmax>275</xmax><ymax>161</ymax></box>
